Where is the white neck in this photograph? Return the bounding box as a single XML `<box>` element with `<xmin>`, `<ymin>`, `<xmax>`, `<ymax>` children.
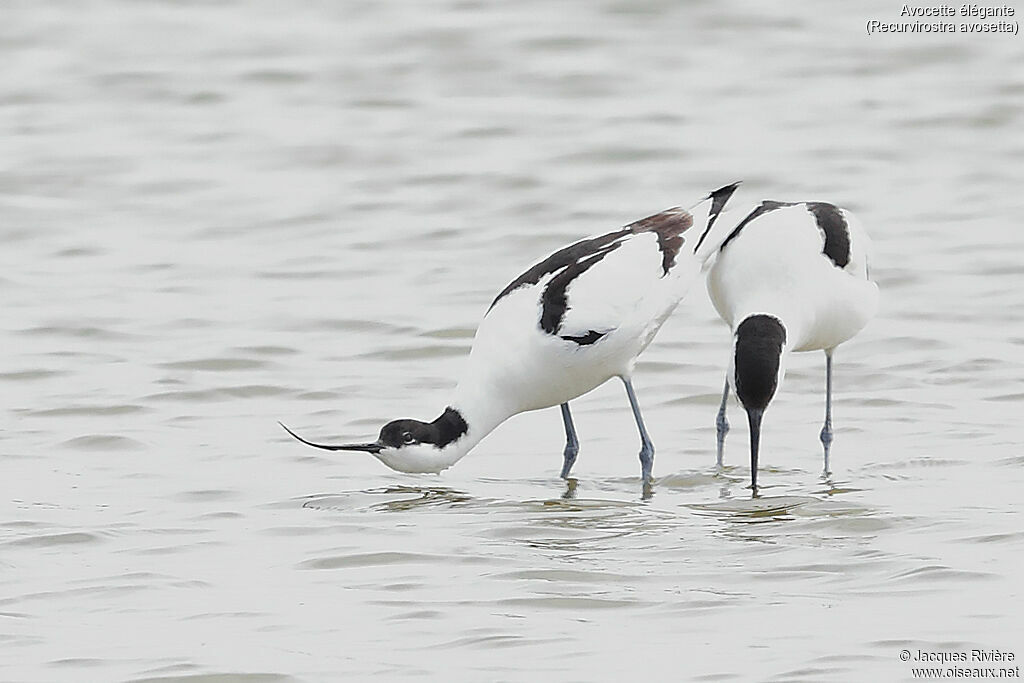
<box><xmin>374</xmin><ymin>378</ymin><xmax>514</xmax><ymax>474</ymax></box>
<box><xmin>449</xmin><ymin>376</ymin><xmax>516</xmax><ymax>455</ymax></box>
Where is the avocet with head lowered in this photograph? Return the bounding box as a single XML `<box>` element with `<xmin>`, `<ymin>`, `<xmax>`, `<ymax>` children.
<box><xmin>281</xmin><ymin>182</ymin><xmax>741</xmax><ymax>484</ymax></box>
<box><xmin>707</xmin><ymin>199</ymin><xmax>879</xmax><ymax>490</ymax></box>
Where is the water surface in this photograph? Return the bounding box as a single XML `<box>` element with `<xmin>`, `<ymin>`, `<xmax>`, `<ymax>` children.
<box><xmin>3</xmin><ymin>1</ymin><xmax>1023</xmax><ymax>681</ymax></box>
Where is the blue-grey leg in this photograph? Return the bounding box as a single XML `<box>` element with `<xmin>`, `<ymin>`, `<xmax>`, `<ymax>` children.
<box><xmin>820</xmin><ymin>350</ymin><xmax>834</xmax><ymax>475</ymax></box>
<box><xmin>559</xmin><ymin>402</ymin><xmax>579</xmax><ymax>479</ymax></box>
<box><xmin>621</xmin><ymin>377</ymin><xmax>654</xmax><ymax>483</ymax></box>
<box><xmin>715</xmin><ymin>379</ymin><xmax>730</xmax><ymax>468</ymax></box>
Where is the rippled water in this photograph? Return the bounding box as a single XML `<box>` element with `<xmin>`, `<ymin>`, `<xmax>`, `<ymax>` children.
<box><xmin>4</xmin><ymin>1</ymin><xmax>1023</xmax><ymax>681</ymax></box>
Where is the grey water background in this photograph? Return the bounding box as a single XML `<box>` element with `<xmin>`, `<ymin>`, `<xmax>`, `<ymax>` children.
<box><xmin>3</xmin><ymin>1</ymin><xmax>1023</xmax><ymax>681</ymax></box>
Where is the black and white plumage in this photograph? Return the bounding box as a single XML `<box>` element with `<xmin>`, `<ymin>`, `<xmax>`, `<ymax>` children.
<box><xmin>282</xmin><ymin>182</ymin><xmax>741</xmax><ymax>483</ymax></box>
<box><xmin>707</xmin><ymin>199</ymin><xmax>879</xmax><ymax>490</ymax></box>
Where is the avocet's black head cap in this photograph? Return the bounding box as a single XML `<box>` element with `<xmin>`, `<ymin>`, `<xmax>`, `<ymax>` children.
<box><xmin>379</xmin><ymin>419</ymin><xmax>436</xmax><ymax>448</ymax></box>
<box><xmin>733</xmin><ymin>314</ymin><xmax>786</xmax><ymax>413</ymax></box>
<box><xmin>379</xmin><ymin>408</ymin><xmax>468</xmax><ymax>449</ymax></box>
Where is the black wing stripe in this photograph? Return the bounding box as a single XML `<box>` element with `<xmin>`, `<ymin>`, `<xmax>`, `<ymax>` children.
<box><xmin>488</xmin><ymin>229</ymin><xmax>629</xmax><ymax>312</ymax></box>
<box><xmin>560</xmin><ymin>330</ymin><xmax>607</xmax><ymax>345</ymax></box>
<box><xmin>806</xmin><ymin>202</ymin><xmax>851</xmax><ymax>269</ymax></box>
<box><xmin>490</xmin><ymin>208</ymin><xmax>698</xmax><ymax>338</ymax></box>
<box><xmin>540</xmin><ymin>245</ymin><xmax>622</xmax><ymax>334</ymax></box>
<box><xmin>720</xmin><ymin>200</ymin><xmax>795</xmax><ymax>251</ymax></box>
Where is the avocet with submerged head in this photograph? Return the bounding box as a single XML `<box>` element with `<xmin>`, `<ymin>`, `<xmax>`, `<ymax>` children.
<box><xmin>281</xmin><ymin>182</ymin><xmax>741</xmax><ymax>484</ymax></box>
<box><xmin>707</xmin><ymin>199</ymin><xmax>879</xmax><ymax>490</ymax></box>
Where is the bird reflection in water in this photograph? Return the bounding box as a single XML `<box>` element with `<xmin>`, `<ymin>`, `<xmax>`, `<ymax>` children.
<box><xmin>367</xmin><ymin>485</ymin><xmax>474</xmax><ymax>512</ymax></box>
<box><xmin>560</xmin><ymin>476</ymin><xmax>653</xmax><ymax>502</ymax></box>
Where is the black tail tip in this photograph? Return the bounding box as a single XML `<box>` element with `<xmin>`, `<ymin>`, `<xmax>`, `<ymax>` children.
<box><xmin>707</xmin><ymin>181</ymin><xmax>742</xmax><ymax>201</ymax></box>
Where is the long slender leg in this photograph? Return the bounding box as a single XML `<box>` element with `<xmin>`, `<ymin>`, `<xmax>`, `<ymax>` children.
<box><xmin>559</xmin><ymin>402</ymin><xmax>580</xmax><ymax>479</ymax></box>
<box><xmin>621</xmin><ymin>377</ymin><xmax>654</xmax><ymax>483</ymax></box>
<box><xmin>715</xmin><ymin>379</ymin><xmax>730</xmax><ymax>468</ymax></box>
<box><xmin>819</xmin><ymin>350</ymin><xmax>834</xmax><ymax>476</ymax></box>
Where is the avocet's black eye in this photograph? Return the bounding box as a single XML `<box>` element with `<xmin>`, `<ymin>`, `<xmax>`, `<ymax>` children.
<box><xmin>402</xmin><ymin>432</ymin><xmax>415</xmax><ymax>444</ymax></box>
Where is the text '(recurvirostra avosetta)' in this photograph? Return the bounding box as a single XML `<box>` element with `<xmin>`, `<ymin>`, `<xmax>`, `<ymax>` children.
<box><xmin>866</xmin><ymin>5</ymin><xmax>1018</xmax><ymax>34</ymax></box>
